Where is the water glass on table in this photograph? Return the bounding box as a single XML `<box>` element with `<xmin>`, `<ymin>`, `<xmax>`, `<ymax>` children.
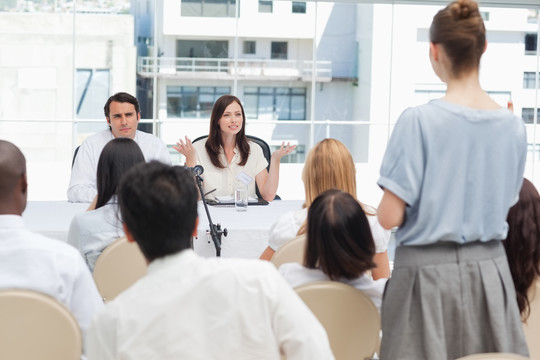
<box><xmin>234</xmin><ymin>184</ymin><xmax>248</xmax><ymax>212</ymax></box>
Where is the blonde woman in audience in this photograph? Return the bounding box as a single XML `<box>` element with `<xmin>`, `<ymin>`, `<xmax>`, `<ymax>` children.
<box><xmin>260</xmin><ymin>138</ymin><xmax>391</xmax><ymax>280</ymax></box>
<box><xmin>68</xmin><ymin>138</ymin><xmax>145</xmax><ymax>271</ymax></box>
<box><xmin>504</xmin><ymin>178</ymin><xmax>540</xmax><ymax>320</ymax></box>
<box><xmin>279</xmin><ymin>189</ymin><xmax>387</xmax><ymax>311</ymax></box>
<box><xmin>376</xmin><ymin>0</ymin><xmax>528</xmax><ymax>358</ymax></box>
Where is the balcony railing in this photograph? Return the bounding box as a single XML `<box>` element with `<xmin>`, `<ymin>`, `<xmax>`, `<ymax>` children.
<box><xmin>137</xmin><ymin>57</ymin><xmax>332</xmax><ymax>82</ymax></box>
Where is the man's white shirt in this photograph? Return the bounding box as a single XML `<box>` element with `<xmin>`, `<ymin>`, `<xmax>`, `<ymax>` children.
<box><xmin>67</xmin><ymin>129</ymin><xmax>171</xmax><ymax>203</ymax></box>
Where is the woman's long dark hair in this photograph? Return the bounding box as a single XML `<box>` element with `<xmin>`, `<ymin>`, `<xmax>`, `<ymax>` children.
<box><xmin>95</xmin><ymin>138</ymin><xmax>145</xmax><ymax>209</ymax></box>
<box><xmin>504</xmin><ymin>178</ymin><xmax>540</xmax><ymax>319</ymax></box>
<box><xmin>304</xmin><ymin>189</ymin><xmax>376</xmax><ymax>280</ymax></box>
<box><xmin>205</xmin><ymin>95</ymin><xmax>250</xmax><ymax>168</ymax></box>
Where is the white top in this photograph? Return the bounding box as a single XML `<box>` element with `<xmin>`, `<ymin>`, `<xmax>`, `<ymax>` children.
<box><xmin>193</xmin><ymin>139</ymin><xmax>268</xmax><ymax>199</ymax></box>
<box><xmin>278</xmin><ymin>263</ymin><xmax>387</xmax><ymax>311</ymax></box>
<box><xmin>87</xmin><ymin>250</ymin><xmax>334</xmax><ymax>360</ymax></box>
<box><xmin>268</xmin><ymin>208</ymin><xmax>390</xmax><ymax>253</ymax></box>
<box><xmin>378</xmin><ymin>99</ymin><xmax>527</xmax><ymax>246</ymax></box>
<box><xmin>67</xmin><ymin>129</ymin><xmax>172</xmax><ymax>203</ymax></box>
<box><xmin>0</xmin><ymin>215</ymin><xmax>103</xmax><ymax>343</ymax></box>
<box><xmin>67</xmin><ymin>203</ymin><xmax>123</xmax><ymax>272</ymax></box>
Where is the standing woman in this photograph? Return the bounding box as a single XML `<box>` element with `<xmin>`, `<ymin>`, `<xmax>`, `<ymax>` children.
<box><xmin>377</xmin><ymin>0</ymin><xmax>528</xmax><ymax>359</ymax></box>
<box><xmin>174</xmin><ymin>95</ymin><xmax>295</xmax><ymax>201</ymax></box>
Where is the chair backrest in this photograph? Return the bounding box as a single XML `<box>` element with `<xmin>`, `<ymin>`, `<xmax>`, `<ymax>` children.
<box><xmin>295</xmin><ymin>281</ymin><xmax>381</xmax><ymax>360</ymax></box>
<box><xmin>270</xmin><ymin>234</ymin><xmax>306</xmax><ymax>268</ymax></box>
<box><xmin>523</xmin><ymin>278</ymin><xmax>540</xmax><ymax>360</ymax></box>
<box><xmin>71</xmin><ymin>145</ymin><xmax>80</xmax><ymax>168</ymax></box>
<box><xmin>93</xmin><ymin>236</ymin><xmax>147</xmax><ymax>302</ymax></box>
<box><xmin>455</xmin><ymin>353</ymin><xmax>529</xmax><ymax>360</ymax></box>
<box><xmin>192</xmin><ymin>134</ymin><xmax>280</xmax><ymax>199</ymax></box>
<box><xmin>0</xmin><ymin>289</ymin><xmax>82</xmax><ymax>360</ymax></box>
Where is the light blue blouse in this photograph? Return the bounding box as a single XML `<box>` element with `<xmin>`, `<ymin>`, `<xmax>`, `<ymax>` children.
<box><xmin>378</xmin><ymin>99</ymin><xmax>527</xmax><ymax>246</ymax></box>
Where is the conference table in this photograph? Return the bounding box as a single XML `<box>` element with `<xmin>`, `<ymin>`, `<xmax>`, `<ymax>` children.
<box><xmin>23</xmin><ymin>200</ymin><xmax>305</xmax><ymax>259</ymax></box>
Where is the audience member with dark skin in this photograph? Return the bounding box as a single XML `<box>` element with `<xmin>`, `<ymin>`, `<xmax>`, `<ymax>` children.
<box><xmin>0</xmin><ymin>140</ymin><xmax>103</xmax><ymax>347</ymax></box>
<box><xmin>0</xmin><ymin>141</ymin><xmax>27</xmax><ymax>216</ymax></box>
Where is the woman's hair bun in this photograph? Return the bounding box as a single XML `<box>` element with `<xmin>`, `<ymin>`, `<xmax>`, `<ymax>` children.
<box><xmin>450</xmin><ymin>0</ymin><xmax>479</xmax><ymax>20</ymax></box>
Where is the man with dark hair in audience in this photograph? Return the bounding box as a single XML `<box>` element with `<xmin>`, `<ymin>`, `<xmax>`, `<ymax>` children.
<box><xmin>87</xmin><ymin>161</ymin><xmax>334</xmax><ymax>359</ymax></box>
<box><xmin>0</xmin><ymin>140</ymin><xmax>103</xmax><ymax>345</ymax></box>
<box><xmin>68</xmin><ymin>92</ymin><xmax>171</xmax><ymax>203</ymax></box>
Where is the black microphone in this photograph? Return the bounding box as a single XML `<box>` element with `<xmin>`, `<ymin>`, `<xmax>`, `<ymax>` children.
<box><xmin>186</xmin><ymin>165</ymin><xmax>204</xmax><ymax>176</ymax></box>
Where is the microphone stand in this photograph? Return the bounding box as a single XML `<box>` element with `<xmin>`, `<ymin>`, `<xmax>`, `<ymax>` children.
<box><xmin>194</xmin><ymin>172</ymin><xmax>227</xmax><ymax>257</ymax></box>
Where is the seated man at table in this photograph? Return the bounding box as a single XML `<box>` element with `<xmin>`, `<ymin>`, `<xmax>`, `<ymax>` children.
<box><xmin>0</xmin><ymin>140</ymin><xmax>103</xmax><ymax>344</ymax></box>
<box><xmin>87</xmin><ymin>161</ymin><xmax>334</xmax><ymax>360</ymax></box>
<box><xmin>67</xmin><ymin>92</ymin><xmax>171</xmax><ymax>203</ymax></box>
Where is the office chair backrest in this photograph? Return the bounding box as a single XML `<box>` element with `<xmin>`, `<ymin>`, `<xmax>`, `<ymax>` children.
<box><xmin>295</xmin><ymin>281</ymin><xmax>381</xmax><ymax>360</ymax></box>
<box><xmin>0</xmin><ymin>289</ymin><xmax>82</xmax><ymax>360</ymax></box>
<box><xmin>93</xmin><ymin>236</ymin><xmax>147</xmax><ymax>302</ymax></box>
<box><xmin>270</xmin><ymin>234</ymin><xmax>306</xmax><ymax>268</ymax></box>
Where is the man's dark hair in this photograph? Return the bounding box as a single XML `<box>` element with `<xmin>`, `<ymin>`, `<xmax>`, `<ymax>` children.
<box><xmin>118</xmin><ymin>161</ymin><xmax>198</xmax><ymax>262</ymax></box>
<box><xmin>104</xmin><ymin>92</ymin><xmax>140</xmax><ymax>118</ymax></box>
<box><xmin>95</xmin><ymin>138</ymin><xmax>145</xmax><ymax>209</ymax></box>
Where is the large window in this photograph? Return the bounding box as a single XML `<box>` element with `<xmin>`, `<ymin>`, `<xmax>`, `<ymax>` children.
<box><xmin>76</xmin><ymin>69</ymin><xmax>110</xmax><ymax>119</ymax></box>
<box><xmin>2</xmin><ymin>1</ymin><xmax>540</xmax><ymax>202</ymax></box>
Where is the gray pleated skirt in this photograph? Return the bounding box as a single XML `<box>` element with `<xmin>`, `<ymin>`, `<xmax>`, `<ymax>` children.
<box><xmin>379</xmin><ymin>240</ymin><xmax>529</xmax><ymax>360</ymax></box>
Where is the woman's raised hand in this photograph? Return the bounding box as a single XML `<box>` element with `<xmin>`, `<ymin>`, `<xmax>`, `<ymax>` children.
<box><xmin>173</xmin><ymin>136</ymin><xmax>196</xmax><ymax>166</ymax></box>
<box><xmin>271</xmin><ymin>142</ymin><xmax>296</xmax><ymax>162</ymax></box>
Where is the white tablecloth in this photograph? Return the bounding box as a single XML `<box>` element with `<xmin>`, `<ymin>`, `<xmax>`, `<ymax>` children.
<box><xmin>23</xmin><ymin>200</ymin><xmax>305</xmax><ymax>259</ymax></box>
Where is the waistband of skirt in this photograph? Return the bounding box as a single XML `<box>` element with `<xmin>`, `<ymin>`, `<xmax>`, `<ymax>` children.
<box><xmin>394</xmin><ymin>240</ymin><xmax>506</xmax><ymax>267</ymax></box>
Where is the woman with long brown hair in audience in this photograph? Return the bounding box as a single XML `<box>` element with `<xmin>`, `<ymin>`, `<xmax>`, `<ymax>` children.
<box><xmin>279</xmin><ymin>189</ymin><xmax>387</xmax><ymax>311</ymax></box>
<box><xmin>260</xmin><ymin>138</ymin><xmax>391</xmax><ymax>280</ymax></box>
<box><xmin>504</xmin><ymin>178</ymin><xmax>540</xmax><ymax>319</ymax></box>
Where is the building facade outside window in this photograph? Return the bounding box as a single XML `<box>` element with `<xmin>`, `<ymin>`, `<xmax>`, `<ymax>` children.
<box><xmin>244</xmin><ymin>87</ymin><xmax>306</xmax><ymax>121</ymax></box>
<box><xmin>167</xmin><ymin>86</ymin><xmax>231</xmax><ymax>119</ymax></box>
<box><xmin>181</xmin><ymin>0</ymin><xmax>236</xmax><ymax>17</ymax></box>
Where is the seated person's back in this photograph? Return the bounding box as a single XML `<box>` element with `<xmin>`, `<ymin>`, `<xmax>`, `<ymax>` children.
<box><xmin>0</xmin><ymin>140</ymin><xmax>103</xmax><ymax>343</ymax></box>
<box><xmin>68</xmin><ymin>138</ymin><xmax>146</xmax><ymax>271</ymax></box>
<box><xmin>87</xmin><ymin>161</ymin><xmax>334</xmax><ymax>360</ymax></box>
<box><xmin>279</xmin><ymin>189</ymin><xmax>387</xmax><ymax>311</ymax></box>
